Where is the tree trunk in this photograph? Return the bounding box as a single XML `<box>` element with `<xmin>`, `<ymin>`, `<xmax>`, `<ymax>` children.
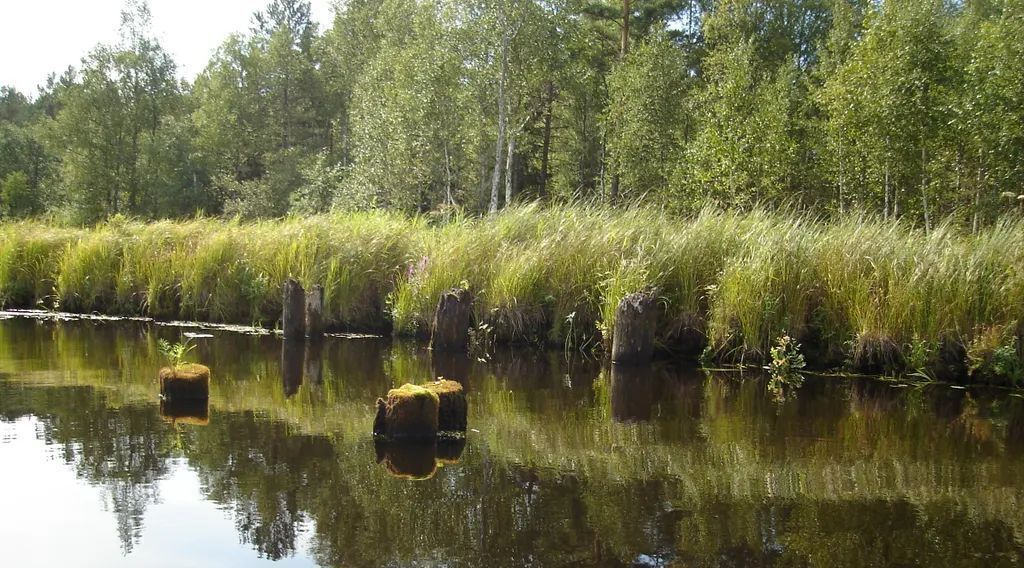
<box><xmin>505</xmin><ymin>134</ymin><xmax>516</xmax><ymax>207</ymax></box>
<box><xmin>539</xmin><ymin>82</ymin><xmax>554</xmax><ymax>199</ymax></box>
<box><xmin>444</xmin><ymin>143</ymin><xmax>454</xmax><ymax>206</ymax></box>
<box><xmin>489</xmin><ymin>25</ymin><xmax>510</xmax><ymax>215</ymax></box>
<box><xmin>921</xmin><ymin>145</ymin><xmax>930</xmax><ymax>234</ymax></box>
<box><xmin>838</xmin><ymin>139</ymin><xmax>844</xmax><ymax>215</ymax></box>
<box><xmin>621</xmin><ymin>0</ymin><xmax>631</xmax><ymax>58</ymax></box>
<box><xmin>884</xmin><ymin>163</ymin><xmax>890</xmax><ymax>221</ymax></box>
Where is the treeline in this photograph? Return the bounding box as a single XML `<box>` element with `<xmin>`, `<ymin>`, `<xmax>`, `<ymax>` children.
<box><xmin>1</xmin><ymin>0</ymin><xmax>1023</xmax><ymax>225</ymax></box>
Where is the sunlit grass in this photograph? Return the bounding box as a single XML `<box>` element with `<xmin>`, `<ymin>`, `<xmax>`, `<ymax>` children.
<box><xmin>1</xmin><ymin>204</ymin><xmax>1022</xmax><ymax>381</ymax></box>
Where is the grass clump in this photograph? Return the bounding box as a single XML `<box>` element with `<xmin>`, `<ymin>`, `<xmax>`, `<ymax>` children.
<box><xmin>0</xmin><ymin>204</ymin><xmax>1022</xmax><ymax>384</ymax></box>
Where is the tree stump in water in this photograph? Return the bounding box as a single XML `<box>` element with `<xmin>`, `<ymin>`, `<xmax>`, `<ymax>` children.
<box><xmin>159</xmin><ymin>364</ymin><xmax>210</xmax><ymax>400</ymax></box>
<box><xmin>373</xmin><ymin>384</ymin><xmax>440</xmax><ymax>440</ymax></box>
<box><xmin>429</xmin><ymin>288</ymin><xmax>473</xmax><ymax>352</ymax></box>
<box><xmin>282</xmin><ymin>278</ymin><xmax>306</xmax><ymax>339</ymax></box>
<box><xmin>423</xmin><ymin>379</ymin><xmax>467</xmax><ymax>433</ymax></box>
<box><xmin>611</xmin><ymin>290</ymin><xmax>658</xmax><ymax>364</ymax></box>
<box><xmin>305</xmin><ymin>284</ymin><xmax>324</xmax><ymax>339</ymax></box>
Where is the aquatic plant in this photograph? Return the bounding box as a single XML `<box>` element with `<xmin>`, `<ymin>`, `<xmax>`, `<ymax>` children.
<box><xmin>158</xmin><ymin>338</ymin><xmax>196</xmax><ymax>369</ymax></box>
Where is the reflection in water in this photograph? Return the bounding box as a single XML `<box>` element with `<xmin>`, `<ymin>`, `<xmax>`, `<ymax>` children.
<box><xmin>160</xmin><ymin>397</ymin><xmax>209</xmax><ymax>426</ymax></box>
<box><xmin>281</xmin><ymin>339</ymin><xmax>304</xmax><ymax>398</ymax></box>
<box><xmin>0</xmin><ymin>317</ymin><xmax>1022</xmax><ymax>566</ymax></box>
<box><xmin>374</xmin><ymin>438</ymin><xmax>468</xmax><ymax>480</ymax></box>
<box><xmin>303</xmin><ymin>340</ymin><xmax>324</xmax><ymax>387</ymax></box>
<box><xmin>610</xmin><ymin>364</ymin><xmax>654</xmax><ymax>422</ymax></box>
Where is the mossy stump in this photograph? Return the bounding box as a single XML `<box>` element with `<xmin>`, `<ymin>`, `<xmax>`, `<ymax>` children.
<box><xmin>611</xmin><ymin>290</ymin><xmax>658</xmax><ymax>365</ymax></box>
<box><xmin>429</xmin><ymin>288</ymin><xmax>473</xmax><ymax>352</ymax></box>
<box><xmin>159</xmin><ymin>364</ymin><xmax>210</xmax><ymax>400</ymax></box>
<box><xmin>423</xmin><ymin>379</ymin><xmax>468</xmax><ymax>433</ymax></box>
<box><xmin>373</xmin><ymin>384</ymin><xmax>440</xmax><ymax>440</ymax></box>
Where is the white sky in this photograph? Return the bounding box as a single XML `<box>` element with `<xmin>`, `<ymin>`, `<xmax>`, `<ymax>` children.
<box><xmin>0</xmin><ymin>0</ymin><xmax>335</xmax><ymax>96</ymax></box>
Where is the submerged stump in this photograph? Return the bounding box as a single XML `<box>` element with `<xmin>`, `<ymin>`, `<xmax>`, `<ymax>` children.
<box><xmin>611</xmin><ymin>290</ymin><xmax>658</xmax><ymax>365</ymax></box>
<box><xmin>373</xmin><ymin>384</ymin><xmax>440</xmax><ymax>440</ymax></box>
<box><xmin>159</xmin><ymin>364</ymin><xmax>210</xmax><ymax>400</ymax></box>
<box><xmin>282</xmin><ymin>278</ymin><xmax>306</xmax><ymax>339</ymax></box>
<box><xmin>423</xmin><ymin>379</ymin><xmax>468</xmax><ymax>433</ymax></box>
<box><xmin>429</xmin><ymin>288</ymin><xmax>473</xmax><ymax>352</ymax></box>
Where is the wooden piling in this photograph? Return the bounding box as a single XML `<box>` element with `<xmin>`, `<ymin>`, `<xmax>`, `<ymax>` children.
<box><xmin>282</xmin><ymin>278</ymin><xmax>306</xmax><ymax>339</ymax></box>
<box><xmin>429</xmin><ymin>288</ymin><xmax>473</xmax><ymax>352</ymax></box>
<box><xmin>611</xmin><ymin>290</ymin><xmax>658</xmax><ymax>365</ymax></box>
<box><xmin>305</xmin><ymin>284</ymin><xmax>324</xmax><ymax>339</ymax></box>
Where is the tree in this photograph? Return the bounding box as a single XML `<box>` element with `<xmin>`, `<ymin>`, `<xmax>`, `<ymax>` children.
<box><xmin>605</xmin><ymin>36</ymin><xmax>690</xmax><ymax>202</ymax></box>
<box><xmin>46</xmin><ymin>0</ymin><xmax>198</xmax><ymax>221</ymax></box>
<box><xmin>679</xmin><ymin>41</ymin><xmax>798</xmax><ymax>207</ymax></box>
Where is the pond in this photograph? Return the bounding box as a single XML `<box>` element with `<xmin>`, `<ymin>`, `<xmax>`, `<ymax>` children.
<box><xmin>1</xmin><ymin>315</ymin><xmax>1023</xmax><ymax>567</ymax></box>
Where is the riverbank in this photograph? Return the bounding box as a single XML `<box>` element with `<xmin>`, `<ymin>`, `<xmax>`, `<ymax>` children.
<box><xmin>1</xmin><ymin>204</ymin><xmax>1022</xmax><ymax>385</ymax></box>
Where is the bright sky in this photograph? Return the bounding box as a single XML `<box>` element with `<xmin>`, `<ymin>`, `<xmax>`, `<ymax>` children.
<box><xmin>0</xmin><ymin>0</ymin><xmax>335</xmax><ymax>96</ymax></box>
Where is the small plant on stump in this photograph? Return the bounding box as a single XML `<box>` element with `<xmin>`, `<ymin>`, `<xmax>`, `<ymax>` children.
<box><xmin>768</xmin><ymin>334</ymin><xmax>806</xmax><ymax>401</ymax></box>
<box><xmin>158</xmin><ymin>338</ymin><xmax>196</xmax><ymax>369</ymax></box>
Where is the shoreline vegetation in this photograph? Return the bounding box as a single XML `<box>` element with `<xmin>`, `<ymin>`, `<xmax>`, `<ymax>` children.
<box><xmin>1</xmin><ymin>204</ymin><xmax>1022</xmax><ymax>386</ymax></box>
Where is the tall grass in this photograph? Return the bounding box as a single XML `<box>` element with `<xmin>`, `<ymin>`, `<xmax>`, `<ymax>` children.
<box><xmin>0</xmin><ymin>204</ymin><xmax>1021</xmax><ymax>382</ymax></box>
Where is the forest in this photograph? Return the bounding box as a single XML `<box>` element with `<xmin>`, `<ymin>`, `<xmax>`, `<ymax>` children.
<box><xmin>1</xmin><ymin>0</ymin><xmax>1023</xmax><ymax>227</ymax></box>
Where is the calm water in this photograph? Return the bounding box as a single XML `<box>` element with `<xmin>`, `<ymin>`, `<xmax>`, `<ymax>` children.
<box><xmin>1</xmin><ymin>316</ymin><xmax>1023</xmax><ymax>567</ymax></box>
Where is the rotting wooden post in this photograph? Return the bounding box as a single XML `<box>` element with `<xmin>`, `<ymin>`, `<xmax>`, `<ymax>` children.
<box><xmin>611</xmin><ymin>289</ymin><xmax>658</xmax><ymax>365</ymax></box>
<box><xmin>429</xmin><ymin>288</ymin><xmax>473</xmax><ymax>352</ymax></box>
<box><xmin>305</xmin><ymin>284</ymin><xmax>324</xmax><ymax>339</ymax></box>
<box><xmin>282</xmin><ymin>278</ymin><xmax>306</xmax><ymax>339</ymax></box>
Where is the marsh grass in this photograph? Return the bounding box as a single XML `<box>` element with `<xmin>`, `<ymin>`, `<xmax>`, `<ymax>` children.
<box><xmin>1</xmin><ymin>204</ymin><xmax>1022</xmax><ymax>383</ymax></box>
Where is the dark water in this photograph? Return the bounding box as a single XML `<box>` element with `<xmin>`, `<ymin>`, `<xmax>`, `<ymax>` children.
<box><xmin>1</xmin><ymin>317</ymin><xmax>1023</xmax><ymax>567</ymax></box>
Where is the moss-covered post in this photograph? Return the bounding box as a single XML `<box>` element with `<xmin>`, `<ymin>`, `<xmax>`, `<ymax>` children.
<box><xmin>429</xmin><ymin>288</ymin><xmax>473</xmax><ymax>352</ymax></box>
<box><xmin>305</xmin><ymin>284</ymin><xmax>324</xmax><ymax>339</ymax></box>
<box><xmin>282</xmin><ymin>278</ymin><xmax>306</xmax><ymax>339</ymax></box>
<box><xmin>611</xmin><ymin>290</ymin><xmax>658</xmax><ymax>365</ymax></box>
<box><xmin>373</xmin><ymin>384</ymin><xmax>440</xmax><ymax>439</ymax></box>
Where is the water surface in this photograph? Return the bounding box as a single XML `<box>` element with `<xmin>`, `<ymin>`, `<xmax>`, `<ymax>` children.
<box><xmin>1</xmin><ymin>317</ymin><xmax>1023</xmax><ymax>567</ymax></box>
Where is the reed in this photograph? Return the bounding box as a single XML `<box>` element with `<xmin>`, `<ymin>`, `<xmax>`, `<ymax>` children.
<box><xmin>1</xmin><ymin>204</ymin><xmax>1021</xmax><ymax>383</ymax></box>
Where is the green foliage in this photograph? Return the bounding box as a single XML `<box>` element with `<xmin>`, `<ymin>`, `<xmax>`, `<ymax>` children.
<box><xmin>157</xmin><ymin>337</ymin><xmax>196</xmax><ymax>368</ymax></box>
<box><xmin>1</xmin><ymin>171</ymin><xmax>39</xmax><ymax>217</ymax></box>
<box><xmin>606</xmin><ymin>35</ymin><xmax>689</xmax><ymax>202</ymax></box>
<box><xmin>3</xmin><ymin>204</ymin><xmax>1020</xmax><ymax>385</ymax></box>
<box><xmin>967</xmin><ymin>324</ymin><xmax>1022</xmax><ymax>386</ymax></box>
